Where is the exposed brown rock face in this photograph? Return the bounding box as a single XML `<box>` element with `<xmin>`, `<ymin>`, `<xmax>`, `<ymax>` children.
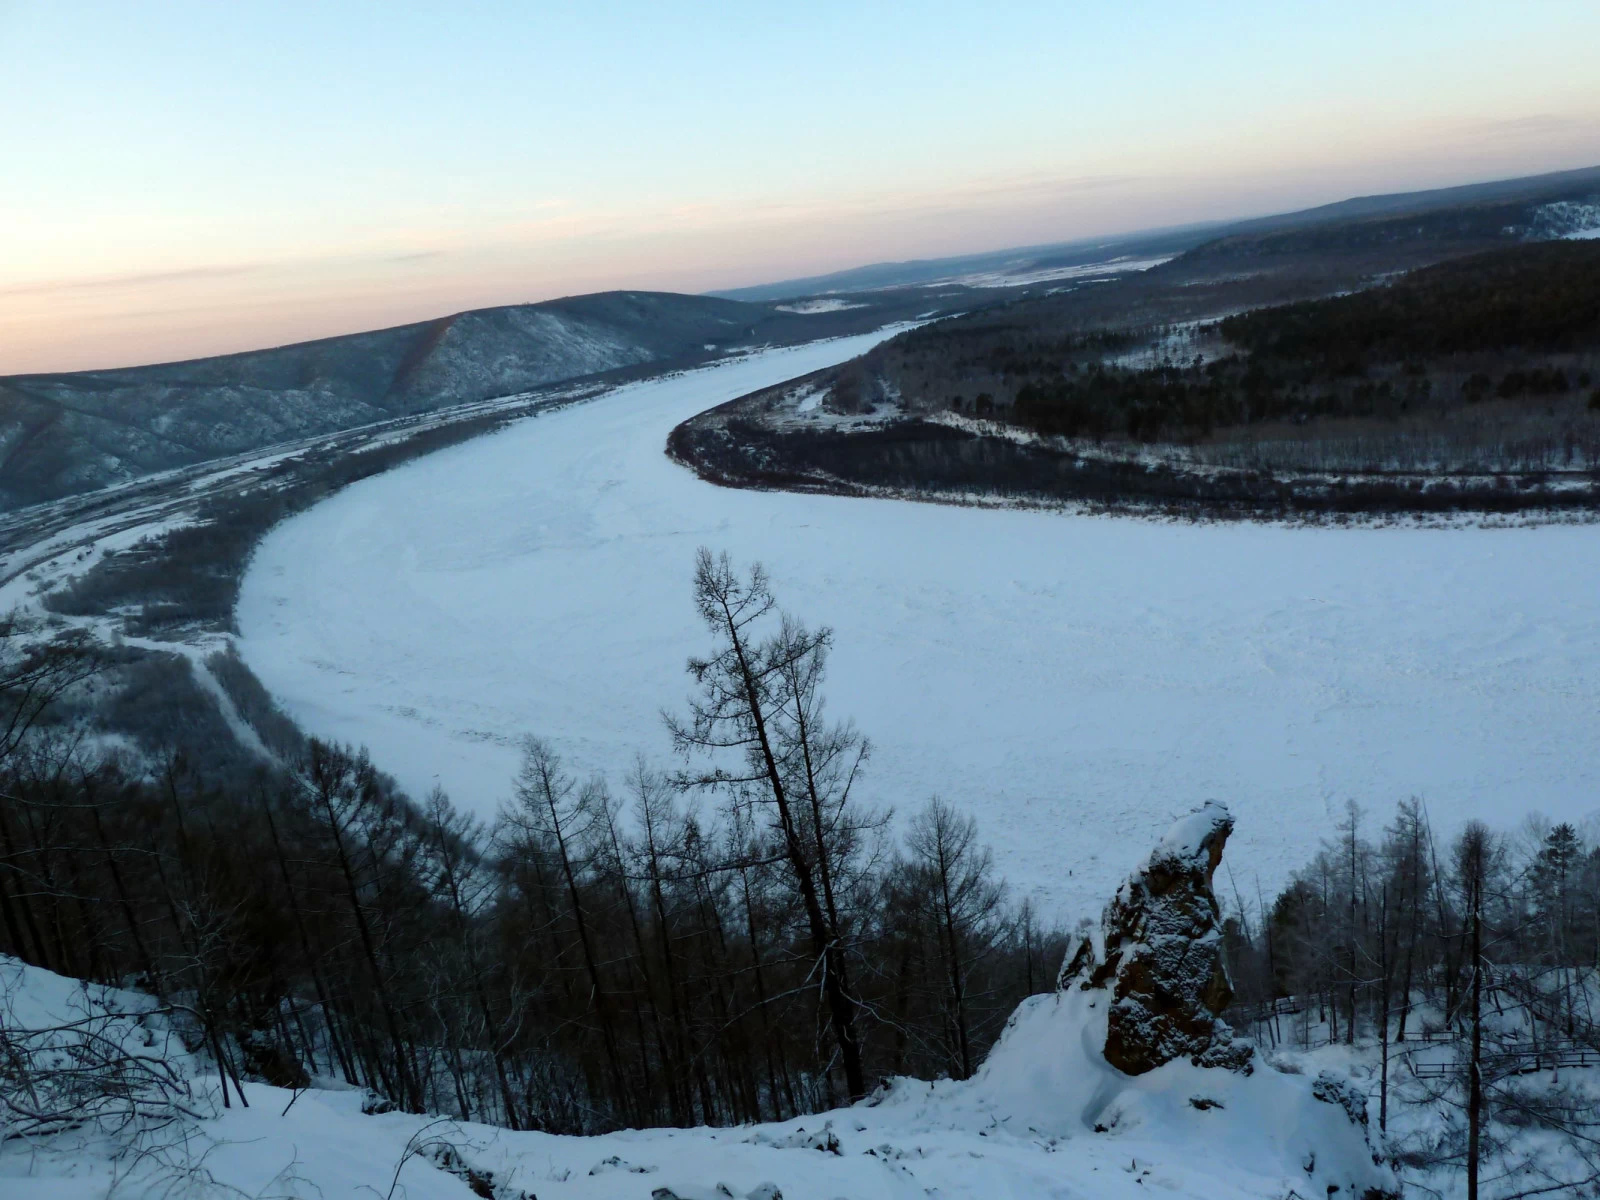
<box><xmin>1058</xmin><ymin>801</ymin><xmax>1252</xmax><ymax>1076</ymax></box>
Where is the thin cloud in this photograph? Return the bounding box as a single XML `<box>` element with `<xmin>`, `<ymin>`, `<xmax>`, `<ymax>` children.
<box><xmin>0</xmin><ymin>262</ymin><xmax>265</xmax><ymax>298</ymax></box>
<box><xmin>1464</xmin><ymin>113</ymin><xmax>1594</xmax><ymax>139</ymax></box>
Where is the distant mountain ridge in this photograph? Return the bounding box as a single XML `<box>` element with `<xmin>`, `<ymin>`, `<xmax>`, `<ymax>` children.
<box><xmin>1214</xmin><ymin>163</ymin><xmax>1600</xmax><ymax>236</ymax></box>
<box><xmin>706</xmin><ymin>226</ymin><xmax>1214</xmax><ymax>302</ymax></box>
<box><xmin>0</xmin><ymin>291</ymin><xmax>902</xmax><ymax>511</ymax></box>
<box><xmin>714</xmin><ymin>165</ymin><xmax>1600</xmax><ymax>301</ymax></box>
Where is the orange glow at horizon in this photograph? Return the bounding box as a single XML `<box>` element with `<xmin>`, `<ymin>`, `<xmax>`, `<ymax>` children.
<box><xmin>5</xmin><ymin>0</ymin><xmax>1599</xmax><ymax>374</ymax></box>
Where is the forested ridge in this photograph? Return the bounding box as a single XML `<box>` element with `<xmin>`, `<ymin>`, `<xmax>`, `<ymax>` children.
<box><xmin>675</xmin><ymin>241</ymin><xmax>1600</xmax><ymax>517</ymax></box>
<box><xmin>1221</xmin><ymin>240</ymin><xmax>1600</xmax><ymax>359</ymax></box>
<box><xmin>917</xmin><ymin>241</ymin><xmax>1600</xmax><ymax>450</ymax></box>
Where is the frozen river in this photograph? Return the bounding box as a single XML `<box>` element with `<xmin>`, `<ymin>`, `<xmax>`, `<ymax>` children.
<box><xmin>237</xmin><ymin>330</ymin><xmax>1600</xmax><ymax>919</ymax></box>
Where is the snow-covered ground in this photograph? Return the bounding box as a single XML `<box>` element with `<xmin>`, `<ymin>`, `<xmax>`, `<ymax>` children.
<box><xmin>0</xmin><ymin>954</ymin><xmax>1392</xmax><ymax>1200</ymax></box>
<box><xmin>952</xmin><ymin>254</ymin><xmax>1171</xmax><ymax>288</ymax></box>
<box><xmin>237</xmin><ymin>331</ymin><xmax>1600</xmax><ymax>922</ymax></box>
<box><xmin>773</xmin><ymin>298</ymin><xmax>870</xmax><ymax>314</ymax></box>
<box><xmin>1534</xmin><ymin>198</ymin><xmax>1600</xmax><ymax>240</ymax></box>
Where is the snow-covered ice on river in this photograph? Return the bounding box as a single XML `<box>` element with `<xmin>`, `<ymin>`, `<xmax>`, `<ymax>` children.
<box><xmin>237</xmin><ymin>330</ymin><xmax>1600</xmax><ymax>919</ymax></box>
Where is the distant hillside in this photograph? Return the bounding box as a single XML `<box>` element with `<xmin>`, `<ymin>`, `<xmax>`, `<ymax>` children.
<box><xmin>708</xmin><ymin>225</ymin><xmax>1215</xmax><ymax>302</ymax></box>
<box><xmin>673</xmin><ymin>240</ymin><xmax>1600</xmax><ymax>521</ymax></box>
<box><xmin>1211</xmin><ymin>163</ymin><xmax>1600</xmax><ymax>238</ymax></box>
<box><xmin>718</xmin><ymin>165</ymin><xmax>1600</xmax><ymax>301</ymax></box>
<box><xmin>0</xmin><ymin>289</ymin><xmax>946</xmax><ymax>511</ymax></box>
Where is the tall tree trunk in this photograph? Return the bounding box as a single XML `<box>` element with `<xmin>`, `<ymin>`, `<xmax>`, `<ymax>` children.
<box><xmin>89</xmin><ymin>799</ymin><xmax>158</xmax><ymax>989</ymax></box>
<box><xmin>261</xmin><ymin>793</ymin><xmax>359</xmax><ymax>1085</ymax></box>
<box><xmin>311</xmin><ymin>770</ymin><xmax>421</xmax><ymax>1111</ymax></box>
<box><xmin>528</xmin><ymin>755</ymin><xmax>629</xmax><ymax>1125</ymax></box>
<box><xmin>1467</xmin><ymin>871</ymin><xmax>1482</xmax><ymax>1200</ymax></box>
<box><xmin>1378</xmin><ymin>885</ymin><xmax>1390</xmax><ymax>1134</ymax></box>
<box><xmin>936</xmin><ymin>839</ymin><xmax>973</xmax><ymax>1079</ymax></box>
<box><xmin>719</xmin><ymin>598</ymin><xmax>866</xmax><ymax>1100</ymax></box>
<box><xmin>0</xmin><ymin>804</ymin><xmax>51</xmax><ymax>970</ymax></box>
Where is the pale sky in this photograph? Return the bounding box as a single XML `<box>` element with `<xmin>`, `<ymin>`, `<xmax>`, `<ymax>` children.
<box><xmin>4</xmin><ymin>0</ymin><xmax>1599</xmax><ymax>374</ymax></box>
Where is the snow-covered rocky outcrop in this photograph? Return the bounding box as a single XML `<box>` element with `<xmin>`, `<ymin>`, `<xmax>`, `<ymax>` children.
<box><xmin>1017</xmin><ymin>800</ymin><xmax>1400</xmax><ymax>1199</ymax></box>
<box><xmin>1059</xmin><ymin>798</ymin><xmax>1250</xmax><ymax>1074</ymax></box>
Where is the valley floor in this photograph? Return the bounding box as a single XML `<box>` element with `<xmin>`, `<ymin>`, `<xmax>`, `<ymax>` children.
<box><xmin>235</xmin><ymin>333</ymin><xmax>1600</xmax><ymax>920</ymax></box>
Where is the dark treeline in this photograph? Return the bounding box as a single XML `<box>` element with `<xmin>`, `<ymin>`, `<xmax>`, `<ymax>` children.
<box><xmin>853</xmin><ymin>241</ymin><xmax>1600</xmax><ymax>439</ymax></box>
<box><xmin>1007</xmin><ymin>243</ymin><xmax>1600</xmax><ymax>449</ymax></box>
<box><xmin>670</xmin><ymin>414</ymin><xmax>1600</xmax><ymax>521</ymax></box>
<box><xmin>1006</xmin><ymin>245</ymin><xmax>1600</xmax><ymax>451</ymax></box>
<box><xmin>0</xmin><ymin>553</ymin><xmax>1062</xmax><ymax>1132</ymax></box>
<box><xmin>1011</xmin><ymin>353</ymin><xmax>1600</xmax><ymax>448</ymax></box>
<box><xmin>1222</xmin><ymin>240</ymin><xmax>1600</xmax><ymax>361</ymax></box>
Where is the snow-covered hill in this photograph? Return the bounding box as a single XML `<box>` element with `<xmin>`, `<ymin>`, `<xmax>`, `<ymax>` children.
<box><xmin>0</xmin><ymin>291</ymin><xmax>952</xmax><ymax>512</ymax></box>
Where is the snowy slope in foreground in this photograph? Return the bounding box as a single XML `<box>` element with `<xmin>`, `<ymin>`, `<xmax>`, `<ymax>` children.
<box><xmin>2</xmin><ymin>956</ymin><xmax>1387</xmax><ymax>1200</ymax></box>
<box><xmin>236</xmin><ymin>332</ymin><xmax>1600</xmax><ymax>920</ymax></box>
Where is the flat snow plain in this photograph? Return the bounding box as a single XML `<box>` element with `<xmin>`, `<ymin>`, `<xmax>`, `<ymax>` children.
<box><xmin>238</xmin><ymin>330</ymin><xmax>1600</xmax><ymax>919</ymax></box>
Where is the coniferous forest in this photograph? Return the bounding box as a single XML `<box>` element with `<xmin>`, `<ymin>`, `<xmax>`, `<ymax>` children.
<box><xmin>0</xmin><ymin>552</ymin><xmax>1065</xmax><ymax>1132</ymax></box>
